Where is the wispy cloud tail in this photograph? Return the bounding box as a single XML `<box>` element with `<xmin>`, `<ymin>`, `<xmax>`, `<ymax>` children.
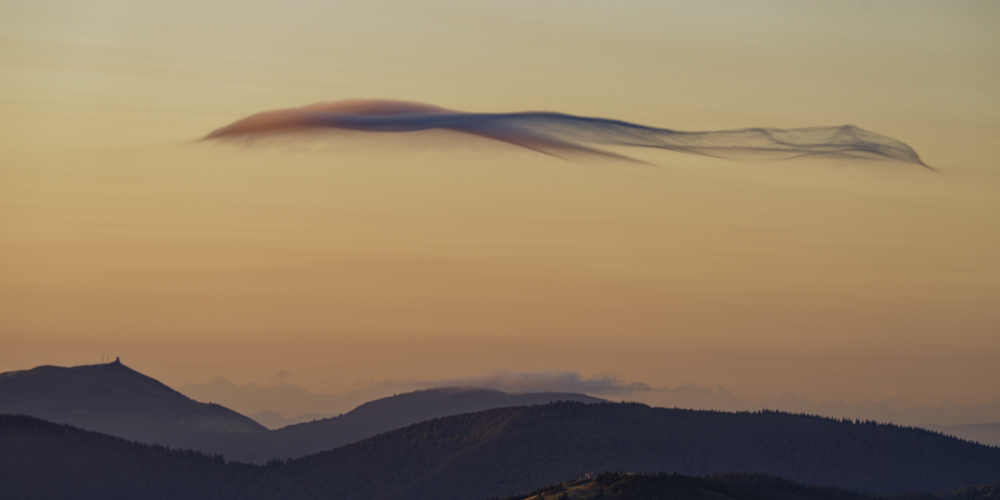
<box><xmin>205</xmin><ymin>99</ymin><xmax>930</xmax><ymax>168</ymax></box>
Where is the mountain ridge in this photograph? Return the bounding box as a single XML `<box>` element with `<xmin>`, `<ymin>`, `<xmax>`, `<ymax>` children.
<box><xmin>220</xmin><ymin>386</ymin><xmax>606</xmax><ymax>462</ymax></box>
<box><xmin>264</xmin><ymin>402</ymin><xmax>1000</xmax><ymax>499</ymax></box>
<box><xmin>5</xmin><ymin>414</ymin><xmax>1000</xmax><ymax>500</ymax></box>
<box><xmin>0</xmin><ymin>360</ymin><xmax>266</xmax><ymax>450</ymax></box>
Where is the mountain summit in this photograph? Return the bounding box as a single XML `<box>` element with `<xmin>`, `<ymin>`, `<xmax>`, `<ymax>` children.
<box><xmin>0</xmin><ymin>360</ymin><xmax>266</xmax><ymax>450</ymax></box>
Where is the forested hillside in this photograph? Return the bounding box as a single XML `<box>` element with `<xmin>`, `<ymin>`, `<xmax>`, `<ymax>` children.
<box><xmin>500</xmin><ymin>472</ymin><xmax>873</xmax><ymax>500</ymax></box>
<box><xmin>6</xmin><ymin>402</ymin><xmax>1000</xmax><ymax>500</ymax></box>
<box><xmin>224</xmin><ymin>387</ymin><xmax>605</xmax><ymax>463</ymax></box>
<box><xmin>254</xmin><ymin>402</ymin><xmax>1000</xmax><ymax>499</ymax></box>
<box><xmin>499</xmin><ymin>472</ymin><xmax>1000</xmax><ymax>500</ymax></box>
<box><xmin>0</xmin><ymin>415</ymin><xmax>252</xmax><ymax>500</ymax></box>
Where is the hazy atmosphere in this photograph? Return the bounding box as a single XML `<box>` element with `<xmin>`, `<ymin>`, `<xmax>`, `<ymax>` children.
<box><xmin>2</xmin><ymin>0</ymin><xmax>998</xmax><ymax>421</ymax></box>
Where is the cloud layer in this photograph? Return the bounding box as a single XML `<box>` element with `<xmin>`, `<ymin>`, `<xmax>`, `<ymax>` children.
<box><xmin>206</xmin><ymin>99</ymin><xmax>930</xmax><ymax>167</ymax></box>
<box><xmin>410</xmin><ymin>370</ymin><xmax>652</xmax><ymax>396</ymax></box>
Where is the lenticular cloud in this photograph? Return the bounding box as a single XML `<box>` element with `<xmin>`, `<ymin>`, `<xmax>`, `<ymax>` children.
<box><xmin>205</xmin><ymin>99</ymin><xmax>929</xmax><ymax>168</ymax></box>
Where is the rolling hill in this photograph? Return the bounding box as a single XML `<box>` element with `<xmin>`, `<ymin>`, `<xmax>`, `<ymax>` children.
<box><xmin>255</xmin><ymin>402</ymin><xmax>1000</xmax><ymax>499</ymax></box>
<box><xmin>228</xmin><ymin>387</ymin><xmax>605</xmax><ymax>462</ymax></box>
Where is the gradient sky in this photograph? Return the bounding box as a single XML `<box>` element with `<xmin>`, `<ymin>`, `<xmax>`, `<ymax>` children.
<box><xmin>2</xmin><ymin>1</ymin><xmax>998</xmax><ymax>408</ymax></box>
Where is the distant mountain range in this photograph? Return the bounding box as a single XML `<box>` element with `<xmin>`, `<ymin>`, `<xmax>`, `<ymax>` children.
<box><xmin>179</xmin><ymin>376</ymin><xmax>347</xmax><ymax>425</ymax></box>
<box><xmin>177</xmin><ymin>375</ymin><xmax>606</xmax><ymax>429</ymax></box>
<box><xmin>179</xmin><ymin>373</ymin><xmax>1000</xmax><ymax>445</ymax></box>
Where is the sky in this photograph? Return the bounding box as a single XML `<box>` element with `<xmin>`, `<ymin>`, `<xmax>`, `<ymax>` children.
<box><xmin>2</xmin><ymin>1</ymin><xmax>999</xmax><ymax>411</ymax></box>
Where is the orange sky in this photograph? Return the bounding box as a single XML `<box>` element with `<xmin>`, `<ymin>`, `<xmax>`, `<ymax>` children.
<box><xmin>2</xmin><ymin>1</ymin><xmax>998</xmax><ymax>407</ymax></box>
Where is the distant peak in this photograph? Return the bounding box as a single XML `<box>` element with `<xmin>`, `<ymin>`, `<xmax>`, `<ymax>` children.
<box><xmin>205</xmin><ymin>376</ymin><xmax>238</xmax><ymax>387</ymax></box>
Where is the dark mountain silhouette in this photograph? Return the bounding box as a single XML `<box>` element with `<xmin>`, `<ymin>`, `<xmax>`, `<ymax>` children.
<box><xmin>502</xmin><ymin>472</ymin><xmax>873</xmax><ymax>500</ymax></box>
<box><xmin>254</xmin><ymin>402</ymin><xmax>1000</xmax><ymax>499</ymax></box>
<box><xmin>0</xmin><ymin>414</ymin><xmax>252</xmax><ymax>500</ymax></box>
<box><xmin>223</xmin><ymin>387</ymin><xmax>606</xmax><ymax>463</ymax></box>
<box><xmin>0</xmin><ymin>360</ymin><xmax>266</xmax><ymax>452</ymax></box>
<box><xmin>919</xmin><ymin>481</ymin><xmax>1000</xmax><ymax>500</ymax></box>
<box><xmin>501</xmin><ymin>472</ymin><xmax>1000</xmax><ymax>500</ymax></box>
<box><xmin>4</xmin><ymin>409</ymin><xmax>1000</xmax><ymax>500</ymax></box>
